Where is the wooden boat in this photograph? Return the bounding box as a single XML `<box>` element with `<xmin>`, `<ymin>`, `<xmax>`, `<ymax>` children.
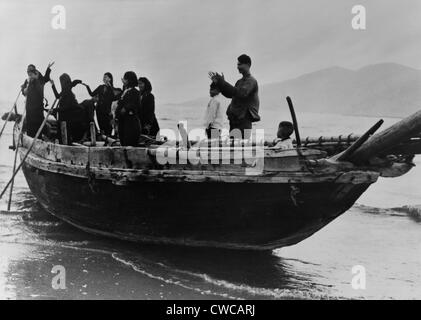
<box><xmin>7</xmin><ymin>108</ymin><xmax>421</xmax><ymax>251</ymax></box>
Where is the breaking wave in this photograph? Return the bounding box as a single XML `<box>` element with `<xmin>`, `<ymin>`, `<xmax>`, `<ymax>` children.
<box><xmin>110</xmin><ymin>252</ymin><xmax>341</xmax><ymax>300</ymax></box>
<box><xmin>355</xmin><ymin>203</ymin><xmax>421</xmax><ymax>221</ymax></box>
<box><xmin>167</xmin><ymin>267</ymin><xmax>336</xmax><ymax>300</ymax></box>
<box><xmin>391</xmin><ymin>205</ymin><xmax>421</xmax><ymax>222</ymax></box>
<box><xmin>111</xmin><ymin>253</ymin><xmax>241</xmax><ymax>300</ymax></box>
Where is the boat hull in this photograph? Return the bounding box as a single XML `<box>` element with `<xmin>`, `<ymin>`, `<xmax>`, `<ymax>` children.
<box><xmin>22</xmin><ymin>161</ymin><xmax>370</xmax><ymax>250</ymax></box>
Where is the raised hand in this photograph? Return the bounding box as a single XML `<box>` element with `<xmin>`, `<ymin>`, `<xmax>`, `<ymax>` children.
<box><xmin>208</xmin><ymin>71</ymin><xmax>217</xmax><ymax>82</ymax></box>
<box><xmin>208</xmin><ymin>71</ymin><xmax>224</xmax><ymax>83</ymax></box>
<box><xmin>48</xmin><ymin>61</ymin><xmax>55</xmax><ymax>69</ymax></box>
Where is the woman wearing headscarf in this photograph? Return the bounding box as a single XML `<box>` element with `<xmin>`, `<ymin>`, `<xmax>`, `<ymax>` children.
<box><xmin>82</xmin><ymin>72</ymin><xmax>117</xmax><ymax>136</ymax></box>
<box><xmin>24</xmin><ymin>71</ymin><xmax>45</xmax><ymax>137</ymax></box>
<box><xmin>115</xmin><ymin>71</ymin><xmax>141</xmax><ymax>146</ymax></box>
<box><xmin>50</xmin><ymin>73</ymin><xmax>94</xmax><ymax>143</ymax></box>
<box><xmin>138</xmin><ymin>77</ymin><xmax>160</xmax><ymax>138</ymax></box>
<box><xmin>22</xmin><ymin>62</ymin><xmax>54</xmax><ymax>137</ymax></box>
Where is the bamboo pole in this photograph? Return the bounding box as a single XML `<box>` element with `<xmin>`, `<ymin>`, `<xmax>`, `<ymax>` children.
<box><xmin>7</xmin><ymin>148</ymin><xmax>19</xmax><ymax>210</ymax></box>
<box><xmin>349</xmin><ymin>109</ymin><xmax>421</xmax><ymax>164</ymax></box>
<box><xmin>0</xmin><ymin>99</ymin><xmax>58</xmax><ymax>201</ymax></box>
<box><xmin>297</xmin><ymin>134</ymin><xmax>360</xmax><ymax>145</ymax></box>
<box><xmin>336</xmin><ymin>119</ymin><xmax>384</xmax><ymax>161</ymax></box>
<box><xmin>7</xmin><ymin>110</ymin><xmax>26</xmax><ymax>211</ymax></box>
<box><xmin>0</xmin><ymin>90</ymin><xmax>21</xmax><ymax>140</ymax></box>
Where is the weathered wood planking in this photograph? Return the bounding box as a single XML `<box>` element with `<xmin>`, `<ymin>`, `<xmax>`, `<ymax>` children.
<box><xmin>20</xmin><ymin>145</ymin><xmax>379</xmax><ymax>185</ymax></box>
<box><xmin>21</xmin><ymin>134</ymin><xmax>327</xmax><ymax>172</ymax></box>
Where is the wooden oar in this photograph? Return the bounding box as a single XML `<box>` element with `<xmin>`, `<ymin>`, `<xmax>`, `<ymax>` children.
<box><xmin>336</xmin><ymin>119</ymin><xmax>384</xmax><ymax>161</ymax></box>
<box><xmin>0</xmin><ymin>98</ymin><xmax>58</xmax><ymax>201</ymax></box>
<box><xmin>349</xmin><ymin>109</ymin><xmax>421</xmax><ymax>164</ymax></box>
<box><xmin>0</xmin><ymin>90</ymin><xmax>21</xmax><ymax>140</ymax></box>
<box><xmin>286</xmin><ymin>96</ymin><xmax>301</xmax><ymax>147</ymax></box>
<box><xmin>7</xmin><ymin>110</ymin><xmax>26</xmax><ymax>211</ymax></box>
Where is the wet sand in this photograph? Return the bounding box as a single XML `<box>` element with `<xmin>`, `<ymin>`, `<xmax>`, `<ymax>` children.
<box><xmin>0</xmin><ymin>208</ymin><xmax>226</xmax><ymax>300</ymax></box>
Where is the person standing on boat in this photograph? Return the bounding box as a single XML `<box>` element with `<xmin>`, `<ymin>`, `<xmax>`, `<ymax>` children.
<box><xmin>209</xmin><ymin>54</ymin><xmax>260</xmax><ymax>140</ymax></box>
<box><xmin>115</xmin><ymin>71</ymin><xmax>141</xmax><ymax>146</ymax></box>
<box><xmin>21</xmin><ymin>63</ymin><xmax>53</xmax><ymax>96</ymax></box>
<box><xmin>203</xmin><ymin>82</ymin><xmax>224</xmax><ymax>139</ymax></box>
<box><xmin>82</xmin><ymin>72</ymin><xmax>117</xmax><ymax>136</ymax></box>
<box><xmin>50</xmin><ymin>74</ymin><xmax>94</xmax><ymax>143</ymax></box>
<box><xmin>21</xmin><ymin>62</ymin><xmax>54</xmax><ymax>137</ymax></box>
<box><xmin>138</xmin><ymin>77</ymin><xmax>160</xmax><ymax>138</ymax></box>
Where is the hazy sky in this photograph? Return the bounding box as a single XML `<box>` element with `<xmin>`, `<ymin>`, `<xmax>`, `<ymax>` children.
<box><xmin>0</xmin><ymin>0</ymin><xmax>420</xmax><ymax>104</ymax></box>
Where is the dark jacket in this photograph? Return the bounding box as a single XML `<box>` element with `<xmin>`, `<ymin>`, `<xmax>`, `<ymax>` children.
<box><xmin>52</xmin><ymin>79</ymin><xmax>92</xmax><ymax>142</ymax></box>
<box><xmin>86</xmin><ymin>84</ymin><xmax>117</xmax><ymax>135</ymax></box>
<box><xmin>218</xmin><ymin>73</ymin><xmax>260</xmax><ymax>123</ymax></box>
<box><xmin>25</xmin><ymin>78</ymin><xmax>44</xmax><ymax>121</ymax></box>
<box><xmin>52</xmin><ymin>80</ymin><xmax>81</xmax><ymax>122</ymax></box>
<box><xmin>21</xmin><ymin>67</ymin><xmax>51</xmax><ymax>96</ymax></box>
<box><xmin>24</xmin><ymin>78</ymin><xmax>45</xmax><ymax>137</ymax></box>
<box><xmin>86</xmin><ymin>84</ymin><xmax>116</xmax><ymax>115</ymax></box>
<box><xmin>22</xmin><ymin>67</ymin><xmax>51</xmax><ymax>136</ymax></box>
<box><xmin>138</xmin><ymin>92</ymin><xmax>159</xmax><ymax>137</ymax></box>
<box><xmin>115</xmin><ymin>88</ymin><xmax>141</xmax><ymax>146</ymax></box>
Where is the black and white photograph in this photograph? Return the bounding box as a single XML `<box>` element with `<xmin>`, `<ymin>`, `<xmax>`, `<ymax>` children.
<box><xmin>0</xmin><ymin>0</ymin><xmax>420</xmax><ymax>305</ymax></box>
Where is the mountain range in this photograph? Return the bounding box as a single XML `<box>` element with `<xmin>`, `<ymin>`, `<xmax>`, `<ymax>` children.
<box><xmin>177</xmin><ymin>63</ymin><xmax>421</xmax><ymax>118</ymax></box>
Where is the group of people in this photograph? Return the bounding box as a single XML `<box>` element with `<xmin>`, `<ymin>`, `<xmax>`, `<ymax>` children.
<box><xmin>21</xmin><ymin>64</ymin><xmax>160</xmax><ymax>146</ymax></box>
<box><xmin>21</xmin><ymin>54</ymin><xmax>294</xmax><ymax>149</ymax></box>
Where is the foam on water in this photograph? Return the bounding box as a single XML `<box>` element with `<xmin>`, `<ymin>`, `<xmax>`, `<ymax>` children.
<box><xmin>111</xmin><ymin>253</ymin><xmax>241</xmax><ymax>300</ymax></box>
<box><xmin>155</xmin><ymin>263</ymin><xmax>340</xmax><ymax>300</ymax></box>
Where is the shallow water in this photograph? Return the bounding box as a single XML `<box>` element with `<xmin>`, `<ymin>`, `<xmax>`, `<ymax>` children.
<box><xmin>0</xmin><ymin>107</ymin><xmax>420</xmax><ymax>300</ymax></box>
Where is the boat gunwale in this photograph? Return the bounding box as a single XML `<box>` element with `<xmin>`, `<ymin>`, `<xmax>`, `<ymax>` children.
<box><xmin>20</xmin><ymin>145</ymin><xmax>380</xmax><ymax>184</ymax></box>
<box><xmin>15</xmin><ymin>126</ymin><xmax>380</xmax><ymax>184</ymax></box>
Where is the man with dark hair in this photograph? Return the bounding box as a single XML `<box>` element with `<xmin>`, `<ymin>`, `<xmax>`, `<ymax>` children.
<box><xmin>209</xmin><ymin>54</ymin><xmax>260</xmax><ymax>140</ymax></box>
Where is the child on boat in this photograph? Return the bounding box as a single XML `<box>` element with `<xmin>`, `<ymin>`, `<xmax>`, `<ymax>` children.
<box><xmin>203</xmin><ymin>82</ymin><xmax>224</xmax><ymax>139</ymax></box>
<box><xmin>272</xmin><ymin>121</ymin><xmax>294</xmax><ymax>149</ymax></box>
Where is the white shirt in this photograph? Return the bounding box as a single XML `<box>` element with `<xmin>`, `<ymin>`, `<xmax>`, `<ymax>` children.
<box><xmin>203</xmin><ymin>94</ymin><xmax>224</xmax><ymax>129</ymax></box>
<box><xmin>273</xmin><ymin>137</ymin><xmax>293</xmax><ymax>149</ymax></box>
